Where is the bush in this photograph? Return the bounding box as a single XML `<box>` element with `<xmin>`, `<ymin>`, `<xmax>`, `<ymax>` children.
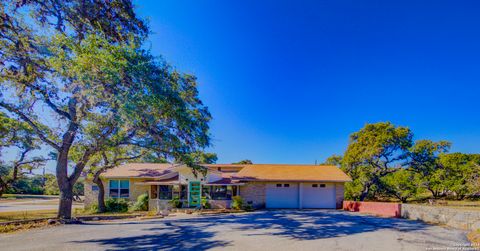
<box><xmin>130</xmin><ymin>193</ymin><xmax>149</xmax><ymax>211</ymax></box>
<box><xmin>169</xmin><ymin>197</ymin><xmax>183</xmax><ymax>208</ymax></box>
<box><xmin>231</xmin><ymin>196</ymin><xmax>243</xmax><ymax>210</ymax></box>
<box><xmin>105</xmin><ymin>198</ymin><xmax>129</xmax><ymax>213</ymax></box>
<box><xmin>243</xmin><ymin>203</ymin><xmax>254</xmax><ymax>211</ymax></box>
<box><xmin>201</xmin><ymin>197</ymin><xmax>211</xmax><ymax>209</ymax></box>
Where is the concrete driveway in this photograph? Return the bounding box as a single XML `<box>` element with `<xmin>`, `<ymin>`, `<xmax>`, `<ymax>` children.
<box><xmin>0</xmin><ymin>210</ymin><xmax>468</xmax><ymax>251</ymax></box>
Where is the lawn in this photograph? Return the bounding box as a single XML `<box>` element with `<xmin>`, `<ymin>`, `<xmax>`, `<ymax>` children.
<box><xmin>0</xmin><ymin>210</ymin><xmax>58</xmax><ymax>222</ymax></box>
<box><xmin>0</xmin><ymin>208</ymin><xmax>141</xmax><ymax>223</ymax></box>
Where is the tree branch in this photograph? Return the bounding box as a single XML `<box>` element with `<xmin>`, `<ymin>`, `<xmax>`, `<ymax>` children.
<box><xmin>0</xmin><ymin>102</ymin><xmax>60</xmax><ymax>150</ymax></box>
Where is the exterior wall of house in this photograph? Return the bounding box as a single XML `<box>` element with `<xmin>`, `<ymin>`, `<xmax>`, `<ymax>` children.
<box><xmin>84</xmin><ymin>179</ymin><xmax>101</xmax><ymax>208</ymax></box>
<box><xmin>83</xmin><ymin>178</ymin><xmax>149</xmax><ymax>208</ymax></box>
<box><xmin>239</xmin><ymin>182</ymin><xmax>266</xmax><ymax>208</ymax></box>
<box><xmin>335</xmin><ymin>183</ymin><xmax>345</xmax><ymax>209</ymax></box>
<box><xmin>239</xmin><ymin>181</ymin><xmax>345</xmax><ymax>209</ymax></box>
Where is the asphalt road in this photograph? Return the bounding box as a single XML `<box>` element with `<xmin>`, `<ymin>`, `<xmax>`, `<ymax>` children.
<box><xmin>0</xmin><ymin>210</ymin><xmax>469</xmax><ymax>251</ymax></box>
<box><xmin>0</xmin><ymin>196</ymin><xmax>82</xmax><ymax>213</ymax></box>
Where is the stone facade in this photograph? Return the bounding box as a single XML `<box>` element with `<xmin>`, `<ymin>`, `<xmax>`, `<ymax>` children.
<box><xmin>239</xmin><ymin>182</ymin><xmax>266</xmax><ymax>208</ymax></box>
<box><xmin>335</xmin><ymin>183</ymin><xmax>345</xmax><ymax>209</ymax></box>
<box><xmin>401</xmin><ymin>204</ymin><xmax>480</xmax><ymax>231</ymax></box>
<box><xmin>83</xmin><ymin>180</ymin><xmax>99</xmax><ymax>208</ymax></box>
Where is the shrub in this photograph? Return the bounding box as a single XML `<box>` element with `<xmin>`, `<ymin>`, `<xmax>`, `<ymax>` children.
<box><xmin>201</xmin><ymin>197</ymin><xmax>211</xmax><ymax>209</ymax></box>
<box><xmin>243</xmin><ymin>203</ymin><xmax>254</xmax><ymax>211</ymax></box>
<box><xmin>105</xmin><ymin>198</ymin><xmax>129</xmax><ymax>213</ymax></box>
<box><xmin>83</xmin><ymin>204</ymin><xmax>99</xmax><ymax>214</ymax></box>
<box><xmin>169</xmin><ymin>197</ymin><xmax>183</xmax><ymax>208</ymax></box>
<box><xmin>231</xmin><ymin>196</ymin><xmax>243</xmax><ymax>210</ymax></box>
<box><xmin>130</xmin><ymin>193</ymin><xmax>149</xmax><ymax>211</ymax></box>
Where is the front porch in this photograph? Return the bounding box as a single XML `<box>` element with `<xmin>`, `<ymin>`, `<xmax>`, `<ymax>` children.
<box><xmin>140</xmin><ymin>182</ymin><xmax>241</xmax><ymax>211</ymax></box>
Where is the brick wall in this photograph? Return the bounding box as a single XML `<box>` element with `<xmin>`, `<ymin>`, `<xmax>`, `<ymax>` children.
<box><xmin>343</xmin><ymin>201</ymin><xmax>401</xmax><ymax>217</ymax></box>
<box><xmin>239</xmin><ymin>182</ymin><xmax>266</xmax><ymax>208</ymax></box>
<box><xmin>335</xmin><ymin>183</ymin><xmax>345</xmax><ymax>209</ymax></box>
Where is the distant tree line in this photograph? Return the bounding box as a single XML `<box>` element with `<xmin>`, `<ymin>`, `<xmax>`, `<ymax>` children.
<box><xmin>3</xmin><ymin>174</ymin><xmax>84</xmax><ymax>197</ymax></box>
<box><xmin>325</xmin><ymin>122</ymin><xmax>480</xmax><ymax>202</ymax></box>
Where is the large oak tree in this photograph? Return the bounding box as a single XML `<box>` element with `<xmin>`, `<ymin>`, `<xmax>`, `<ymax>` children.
<box><xmin>0</xmin><ymin>1</ymin><xmax>211</xmax><ymax>219</ymax></box>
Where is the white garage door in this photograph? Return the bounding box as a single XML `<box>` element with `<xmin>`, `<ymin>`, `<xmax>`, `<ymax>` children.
<box><xmin>302</xmin><ymin>183</ymin><xmax>336</xmax><ymax>209</ymax></box>
<box><xmin>266</xmin><ymin>183</ymin><xmax>299</xmax><ymax>208</ymax></box>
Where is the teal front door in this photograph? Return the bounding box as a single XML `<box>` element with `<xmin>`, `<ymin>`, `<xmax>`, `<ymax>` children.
<box><xmin>188</xmin><ymin>181</ymin><xmax>201</xmax><ymax>207</ymax></box>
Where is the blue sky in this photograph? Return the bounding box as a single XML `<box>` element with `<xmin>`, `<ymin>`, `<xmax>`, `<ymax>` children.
<box><xmin>134</xmin><ymin>0</ymin><xmax>480</xmax><ymax>164</ymax></box>
<box><xmin>7</xmin><ymin>1</ymin><xmax>480</xmax><ymax>173</ymax></box>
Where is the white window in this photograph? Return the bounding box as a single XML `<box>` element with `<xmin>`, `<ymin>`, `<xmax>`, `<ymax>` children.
<box><xmin>109</xmin><ymin>180</ymin><xmax>130</xmax><ymax>198</ymax></box>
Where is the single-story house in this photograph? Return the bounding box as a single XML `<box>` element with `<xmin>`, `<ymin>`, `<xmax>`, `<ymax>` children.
<box><xmin>84</xmin><ymin>163</ymin><xmax>351</xmax><ymax>210</ymax></box>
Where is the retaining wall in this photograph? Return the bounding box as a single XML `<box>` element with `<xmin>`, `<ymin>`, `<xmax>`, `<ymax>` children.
<box><xmin>401</xmin><ymin>204</ymin><xmax>480</xmax><ymax>231</ymax></box>
<box><xmin>343</xmin><ymin>201</ymin><xmax>401</xmax><ymax>217</ymax></box>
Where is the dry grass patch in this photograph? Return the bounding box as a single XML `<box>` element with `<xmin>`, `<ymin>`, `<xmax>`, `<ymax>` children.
<box><xmin>467</xmin><ymin>229</ymin><xmax>480</xmax><ymax>246</ymax></box>
<box><xmin>0</xmin><ymin>210</ymin><xmax>58</xmax><ymax>223</ymax></box>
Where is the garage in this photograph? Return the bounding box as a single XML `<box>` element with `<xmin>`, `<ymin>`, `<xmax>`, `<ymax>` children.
<box><xmin>235</xmin><ymin>164</ymin><xmax>351</xmax><ymax>209</ymax></box>
<box><xmin>302</xmin><ymin>183</ymin><xmax>336</xmax><ymax>209</ymax></box>
<box><xmin>266</xmin><ymin>183</ymin><xmax>299</xmax><ymax>208</ymax></box>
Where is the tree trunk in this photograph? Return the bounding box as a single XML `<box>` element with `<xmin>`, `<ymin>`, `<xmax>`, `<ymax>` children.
<box><xmin>359</xmin><ymin>186</ymin><xmax>370</xmax><ymax>201</ymax></box>
<box><xmin>93</xmin><ymin>175</ymin><xmax>106</xmax><ymax>213</ymax></box>
<box><xmin>56</xmin><ymin>151</ymin><xmax>73</xmax><ymax>219</ymax></box>
<box><xmin>58</xmin><ymin>181</ymin><xmax>73</xmax><ymax>219</ymax></box>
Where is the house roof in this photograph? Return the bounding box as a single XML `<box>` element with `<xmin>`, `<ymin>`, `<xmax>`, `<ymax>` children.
<box><xmin>101</xmin><ymin>163</ymin><xmax>351</xmax><ymax>183</ymax></box>
<box><xmin>101</xmin><ymin>163</ymin><xmax>179</xmax><ymax>178</ymax></box>
<box><xmin>233</xmin><ymin>164</ymin><xmax>351</xmax><ymax>182</ymax></box>
<box><xmin>135</xmin><ymin>175</ymin><xmax>180</xmax><ymax>185</ymax></box>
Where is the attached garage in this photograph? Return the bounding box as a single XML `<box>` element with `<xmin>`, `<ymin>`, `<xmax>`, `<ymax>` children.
<box><xmin>302</xmin><ymin>183</ymin><xmax>336</xmax><ymax>209</ymax></box>
<box><xmin>236</xmin><ymin>164</ymin><xmax>351</xmax><ymax>209</ymax></box>
<box><xmin>266</xmin><ymin>183</ymin><xmax>299</xmax><ymax>208</ymax></box>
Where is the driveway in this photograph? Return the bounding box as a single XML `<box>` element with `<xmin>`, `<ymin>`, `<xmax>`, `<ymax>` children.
<box><xmin>0</xmin><ymin>210</ymin><xmax>468</xmax><ymax>251</ymax></box>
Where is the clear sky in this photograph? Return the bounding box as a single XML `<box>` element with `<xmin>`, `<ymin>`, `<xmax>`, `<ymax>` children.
<box><xmin>132</xmin><ymin>0</ymin><xmax>480</xmax><ymax>164</ymax></box>
<box><xmin>9</xmin><ymin>1</ymin><xmax>480</xmax><ymax>173</ymax></box>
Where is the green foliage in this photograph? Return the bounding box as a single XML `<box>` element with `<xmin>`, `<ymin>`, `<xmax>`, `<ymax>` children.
<box><xmin>323</xmin><ymin>155</ymin><xmax>343</xmax><ymax>166</ymax></box>
<box><xmin>379</xmin><ymin>169</ymin><xmax>423</xmax><ymax>202</ymax></box>
<box><xmin>8</xmin><ymin>175</ymin><xmax>45</xmax><ymax>195</ymax></box>
<box><xmin>243</xmin><ymin>203</ymin><xmax>254</xmax><ymax>211</ymax></box>
<box><xmin>343</xmin><ymin>122</ymin><xmax>413</xmax><ymax>200</ymax></box>
<box><xmin>169</xmin><ymin>197</ymin><xmax>183</xmax><ymax>208</ymax></box>
<box><xmin>190</xmin><ymin>152</ymin><xmax>218</xmax><ymax>164</ymax></box>
<box><xmin>1</xmin><ymin>0</ymin><xmax>211</xmax><ymax>218</ymax></box>
<box><xmin>232</xmin><ymin>160</ymin><xmax>253</xmax><ymax>164</ymax></box>
<box><xmin>439</xmin><ymin>153</ymin><xmax>480</xmax><ymax>199</ymax></box>
<box><xmin>231</xmin><ymin>196</ymin><xmax>244</xmax><ymax>210</ymax></box>
<box><xmin>105</xmin><ymin>198</ymin><xmax>130</xmax><ymax>213</ymax></box>
<box><xmin>201</xmin><ymin>196</ymin><xmax>211</xmax><ymax>209</ymax></box>
<box><xmin>44</xmin><ymin>174</ymin><xmax>59</xmax><ymax>195</ymax></box>
<box><xmin>338</xmin><ymin>123</ymin><xmax>480</xmax><ymax>202</ymax></box>
<box><xmin>130</xmin><ymin>193</ymin><xmax>149</xmax><ymax>211</ymax></box>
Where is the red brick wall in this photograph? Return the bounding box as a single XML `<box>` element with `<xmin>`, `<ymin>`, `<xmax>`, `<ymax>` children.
<box><xmin>343</xmin><ymin>201</ymin><xmax>401</xmax><ymax>218</ymax></box>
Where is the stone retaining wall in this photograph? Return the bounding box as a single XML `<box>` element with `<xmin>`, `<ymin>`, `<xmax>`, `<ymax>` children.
<box><xmin>401</xmin><ymin>204</ymin><xmax>480</xmax><ymax>231</ymax></box>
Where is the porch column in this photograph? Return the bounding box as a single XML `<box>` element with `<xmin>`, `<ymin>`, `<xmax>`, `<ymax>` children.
<box><xmin>298</xmin><ymin>183</ymin><xmax>303</xmax><ymax>209</ymax></box>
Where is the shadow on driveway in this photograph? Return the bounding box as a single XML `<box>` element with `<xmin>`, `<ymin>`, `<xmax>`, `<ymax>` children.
<box><xmin>72</xmin><ymin>210</ymin><xmax>429</xmax><ymax>250</ymax></box>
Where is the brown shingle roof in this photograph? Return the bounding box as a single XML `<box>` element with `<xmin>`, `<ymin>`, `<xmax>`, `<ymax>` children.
<box><xmin>101</xmin><ymin>163</ymin><xmax>178</xmax><ymax>178</ymax></box>
<box><xmin>234</xmin><ymin>164</ymin><xmax>351</xmax><ymax>182</ymax></box>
